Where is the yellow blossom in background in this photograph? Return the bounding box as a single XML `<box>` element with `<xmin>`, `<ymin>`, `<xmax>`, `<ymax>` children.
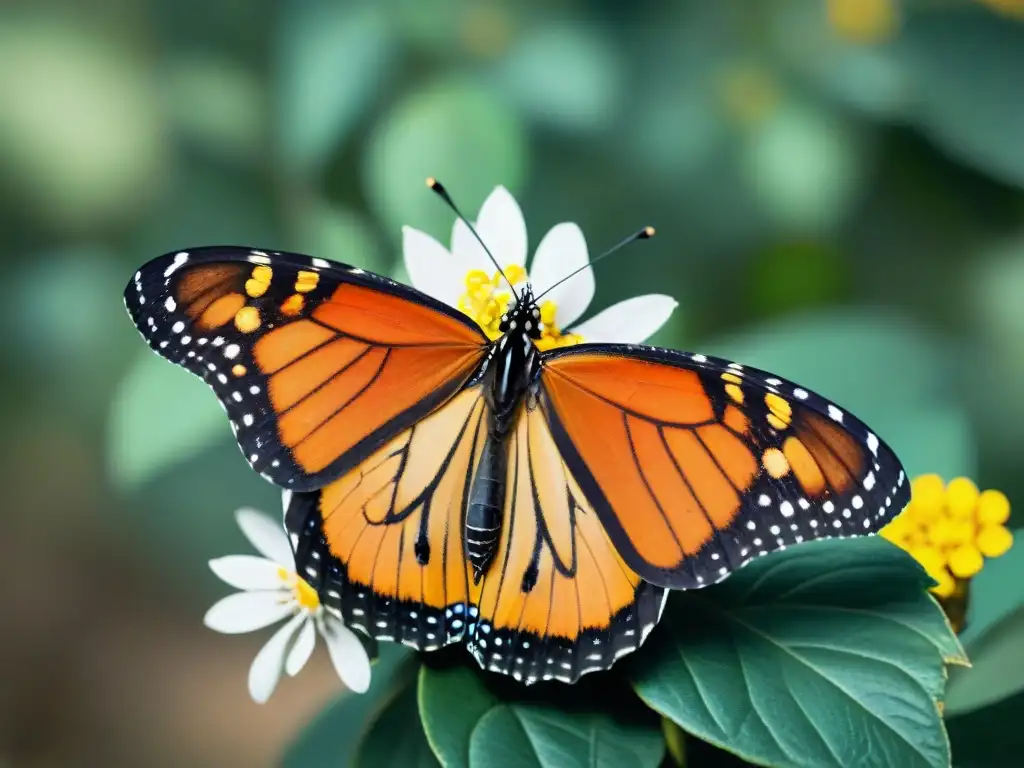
<box><xmin>975</xmin><ymin>0</ymin><xmax>1024</xmax><ymax>20</ymax></box>
<box><xmin>882</xmin><ymin>475</ymin><xmax>1013</xmax><ymax>602</ymax></box>
<box><xmin>826</xmin><ymin>0</ymin><xmax>901</xmax><ymax>44</ymax></box>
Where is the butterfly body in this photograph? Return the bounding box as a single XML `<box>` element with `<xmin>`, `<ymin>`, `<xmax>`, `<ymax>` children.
<box><xmin>125</xmin><ymin>245</ymin><xmax>909</xmax><ymax>685</ymax></box>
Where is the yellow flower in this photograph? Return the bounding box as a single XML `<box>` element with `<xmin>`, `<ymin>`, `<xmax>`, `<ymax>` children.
<box><xmin>882</xmin><ymin>475</ymin><xmax>1014</xmax><ymax>607</ymax></box>
<box><xmin>975</xmin><ymin>0</ymin><xmax>1024</xmax><ymax>20</ymax></box>
<box><xmin>826</xmin><ymin>0</ymin><xmax>901</xmax><ymax>45</ymax></box>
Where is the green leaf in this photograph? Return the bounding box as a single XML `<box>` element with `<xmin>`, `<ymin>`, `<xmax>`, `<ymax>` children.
<box><xmin>631</xmin><ymin>538</ymin><xmax>958</xmax><ymax>768</ymax></box>
<box><xmin>740</xmin><ymin>100</ymin><xmax>866</xmax><ymax>233</ymax></box>
<box><xmin>283</xmin><ymin>645</ymin><xmax>415</xmax><ymax>767</ymax></box>
<box><xmin>946</xmin><ymin>595</ymin><xmax>1024</xmax><ymax>717</ymax></box>
<box><xmin>107</xmin><ymin>351</ymin><xmax>228</xmax><ymax>488</ymax></box>
<box><xmin>277</xmin><ymin>2</ymin><xmax>395</xmax><ymax>173</ymax></box>
<box><xmin>362</xmin><ymin>75</ymin><xmax>527</xmax><ymax>241</ymax></box>
<box><xmin>419</xmin><ymin>665</ymin><xmax>498</xmax><ymax>768</ymax></box>
<box><xmin>468</xmin><ymin>705</ymin><xmax>665</xmax><ymax>768</ymax></box>
<box><xmin>294</xmin><ymin>201</ymin><xmax>387</xmax><ymax>275</ymax></box>
<box><xmin>419</xmin><ymin>663</ymin><xmax>663</xmax><ymax>768</ymax></box>
<box><xmin>356</xmin><ymin>684</ymin><xmax>440</xmax><ymax>768</ymax></box>
<box><xmin>900</xmin><ymin>9</ymin><xmax>1024</xmax><ymax>189</ymax></box>
<box><xmin>493</xmin><ymin>23</ymin><xmax>622</xmax><ymax>133</ymax></box>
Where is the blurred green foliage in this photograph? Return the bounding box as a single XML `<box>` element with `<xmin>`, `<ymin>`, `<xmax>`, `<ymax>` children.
<box><xmin>3</xmin><ymin>0</ymin><xmax>1024</xmax><ymax>765</ymax></box>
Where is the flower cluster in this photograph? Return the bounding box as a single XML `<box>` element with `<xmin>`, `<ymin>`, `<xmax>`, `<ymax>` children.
<box><xmin>882</xmin><ymin>474</ymin><xmax>1013</xmax><ymax>599</ymax></box>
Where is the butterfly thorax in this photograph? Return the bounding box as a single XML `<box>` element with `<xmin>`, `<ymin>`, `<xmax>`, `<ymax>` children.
<box><xmin>488</xmin><ymin>286</ymin><xmax>543</xmax><ymax>436</ymax></box>
<box><xmin>466</xmin><ymin>287</ymin><xmax>543</xmax><ymax>583</ymax></box>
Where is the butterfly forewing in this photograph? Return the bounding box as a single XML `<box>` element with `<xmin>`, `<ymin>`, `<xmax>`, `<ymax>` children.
<box><xmin>124</xmin><ymin>247</ymin><xmax>489</xmax><ymax>491</ymax></box>
<box><xmin>540</xmin><ymin>344</ymin><xmax>909</xmax><ymax>590</ymax></box>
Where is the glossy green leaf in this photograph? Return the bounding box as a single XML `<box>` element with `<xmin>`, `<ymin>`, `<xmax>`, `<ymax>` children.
<box><xmin>419</xmin><ymin>665</ymin><xmax>498</xmax><ymax>768</ymax></box>
<box><xmin>468</xmin><ymin>705</ymin><xmax>664</xmax><ymax>768</ymax></box>
<box><xmin>419</xmin><ymin>664</ymin><xmax>663</xmax><ymax>768</ymax></box>
<box><xmin>283</xmin><ymin>645</ymin><xmax>415</xmax><ymax>768</ymax></box>
<box><xmin>108</xmin><ymin>351</ymin><xmax>227</xmax><ymax>489</ymax></box>
<box><xmin>277</xmin><ymin>2</ymin><xmax>395</xmax><ymax>173</ymax></box>
<box><xmin>900</xmin><ymin>9</ymin><xmax>1024</xmax><ymax>189</ymax></box>
<box><xmin>631</xmin><ymin>538</ymin><xmax>959</xmax><ymax>768</ymax></box>
<box><xmin>362</xmin><ymin>75</ymin><xmax>527</xmax><ymax>241</ymax></box>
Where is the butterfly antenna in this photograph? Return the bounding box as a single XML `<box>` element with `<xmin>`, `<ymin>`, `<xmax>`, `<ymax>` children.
<box><xmin>426</xmin><ymin>178</ymin><xmax>519</xmax><ymax>300</ymax></box>
<box><xmin>534</xmin><ymin>226</ymin><xmax>655</xmax><ymax>303</ymax></box>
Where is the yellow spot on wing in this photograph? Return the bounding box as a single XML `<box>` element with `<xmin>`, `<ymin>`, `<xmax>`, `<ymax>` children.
<box><xmin>235</xmin><ymin>306</ymin><xmax>262</xmax><ymax>333</ymax></box>
<box><xmin>725</xmin><ymin>383</ymin><xmax>744</xmax><ymax>404</ymax></box>
<box><xmin>295</xmin><ymin>270</ymin><xmax>320</xmax><ymax>293</ymax></box>
<box><xmin>765</xmin><ymin>393</ymin><xmax>792</xmax><ymax>429</ymax></box>
<box><xmin>246</xmin><ymin>266</ymin><xmax>273</xmax><ymax>298</ymax></box>
<box><xmin>721</xmin><ymin>372</ymin><xmax>742</xmax><ymax>385</ymax></box>
<box><xmin>232</xmin><ymin>364</ymin><xmax>247</xmax><ymax>377</ymax></box>
<box><xmin>281</xmin><ymin>294</ymin><xmax>305</xmax><ymax>316</ymax></box>
<box><xmin>762</xmin><ymin>447</ymin><xmax>791</xmax><ymax>479</ymax></box>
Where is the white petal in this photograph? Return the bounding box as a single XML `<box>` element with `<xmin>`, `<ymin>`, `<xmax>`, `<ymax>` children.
<box><xmin>401</xmin><ymin>226</ymin><xmax>464</xmax><ymax>306</ymax></box>
<box><xmin>280</xmin><ymin>489</ymin><xmax>293</xmax><ymax>520</ymax></box>
<box><xmin>451</xmin><ymin>186</ymin><xmax>528</xmax><ymax>274</ymax></box>
<box><xmin>203</xmin><ymin>590</ymin><xmax>294</xmax><ymax>634</ymax></box>
<box><xmin>321</xmin><ymin>615</ymin><xmax>372</xmax><ymax>693</ymax></box>
<box><xmin>209</xmin><ymin>555</ymin><xmax>285</xmax><ymax>591</ymax></box>
<box><xmin>529</xmin><ymin>223</ymin><xmax>593</xmax><ymax>328</ymax></box>
<box><xmin>285</xmin><ymin>617</ymin><xmax>316</xmax><ymax>676</ymax></box>
<box><xmin>235</xmin><ymin>507</ymin><xmax>293</xmax><ymax>568</ymax></box>
<box><xmin>570</xmin><ymin>294</ymin><xmax>679</xmax><ymax>344</ymax></box>
<box><xmin>248</xmin><ymin>613</ymin><xmax>306</xmax><ymax>704</ymax></box>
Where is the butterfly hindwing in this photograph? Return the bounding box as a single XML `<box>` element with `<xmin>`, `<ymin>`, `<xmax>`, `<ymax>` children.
<box><xmin>540</xmin><ymin>345</ymin><xmax>909</xmax><ymax>590</ymax></box>
<box><xmin>125</xmin><ymin>247</ymin><xmax>489</xmax><ymax>491</ymax></box>
<box><xmin>468</xmin><ymin>396</ymin><xmax>667</xmax><ymax>684</ymax></box>
<box><xmin>286</xmin><ymin>385</ymin><xmax>489</xmax><ymax>649</ymax></box>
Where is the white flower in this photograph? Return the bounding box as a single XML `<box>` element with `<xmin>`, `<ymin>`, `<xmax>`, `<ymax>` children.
<box><xmin>203</xmin><ymin>506</ymin><xmax>371</xmax><ymax>703</ymax></box>
<box><xmin>403</xmin><ymin>186</ymin><xmax>678</xmax><ymax>348</ymax></box>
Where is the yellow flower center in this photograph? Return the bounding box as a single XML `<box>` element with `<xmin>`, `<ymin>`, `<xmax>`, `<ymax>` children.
<box><xmin>881</xmin><ymin>475</ymin><xmax>1014</xmax><ymax>600</ymax></box>
<box><xmin>279</xmin><ymin>567</ymin><xmax>320</xmax><ymax>612</ymax></box>
<box><xmin>456</xmin><ymin>266</ymin><xmax>584</xmax><ymax>351</ymax></box>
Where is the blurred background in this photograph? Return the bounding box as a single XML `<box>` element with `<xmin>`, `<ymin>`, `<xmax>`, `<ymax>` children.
<box><xmin>1</xmin><ymin>0</ymin><xmax>1023</xmax><ymax>765</ymax></box>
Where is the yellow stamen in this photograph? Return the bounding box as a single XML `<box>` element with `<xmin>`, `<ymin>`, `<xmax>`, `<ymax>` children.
<box><xmin>278</xmin><ymin>567</ymin><xmax>320</xmax><ymax>612</ymax></box>
<box><xmin>454</xmin><ymin>266</ymin><xmax>584</xmax><ymax>350</ymax></box>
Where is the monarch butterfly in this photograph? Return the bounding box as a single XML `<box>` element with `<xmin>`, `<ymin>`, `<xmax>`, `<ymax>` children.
<box><xmin>124</xmin><ymin>182</ymin><xmax>908</xmax><ymax>685</ymax></box>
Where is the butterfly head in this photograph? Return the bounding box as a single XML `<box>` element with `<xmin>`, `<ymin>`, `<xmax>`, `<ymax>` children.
<box><xmin>498</xmin><ymin>284</ymin><xmax>542</xmax><ymax>341</ymax></box>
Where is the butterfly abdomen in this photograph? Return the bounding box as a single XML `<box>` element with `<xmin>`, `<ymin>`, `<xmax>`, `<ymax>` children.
<box><xmin>466</xmin><ymin>434</ymin><xmax>506</xmax><ymax>583</ymax></box>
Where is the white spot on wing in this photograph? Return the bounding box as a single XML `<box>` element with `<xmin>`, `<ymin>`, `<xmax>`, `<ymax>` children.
<box><xmin>163</xmin><ymin>252</ymin><xmax>189</xmax><ymax>278</ymax></box>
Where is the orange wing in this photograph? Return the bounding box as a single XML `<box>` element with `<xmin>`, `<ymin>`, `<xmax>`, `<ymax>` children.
<box><xmin>286</xmin><ymin>386</ymin><xmax>489</xmax><ymax>650</ymax></box>
<box><xmin>540</xmin><ymin>346</ymin><xmax>910</xmax><ymax>590</ymax></box>
<box><xmin>125</xmin><ymin>247</ymin><xmax>488</xmax><ymax>490</ymax></box>
<box><xmin>468</xmin><ymin>396</ymin><xmax>666</xmax><ymax>685</ymax></box>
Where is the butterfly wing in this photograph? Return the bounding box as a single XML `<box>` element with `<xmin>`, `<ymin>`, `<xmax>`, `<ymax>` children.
<box><xmin>468</xmin><ymin>397</ymin><xmax>667</xmax><ymax>685</ymax></box>
<box><xmin>285</xmin><ymin>385</ymin><xmax>489</xmax><ymax>648</ymax></box>
<box><xmin>540</xmin><ymin>345</ymin><xmax>909</xmax><ymax>590</ymax></box>
<box><xmin>125</xmin><ymin>247</ymin><xmax>488</xmax><ymax>490</ymax></box>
